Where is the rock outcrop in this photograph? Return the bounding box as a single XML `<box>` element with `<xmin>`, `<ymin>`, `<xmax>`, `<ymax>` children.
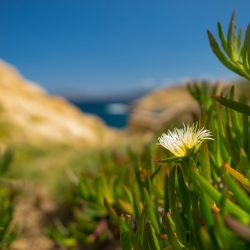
<box><xmin>0</xmin><ymin>60</ymin><xmax>115</xmax><ymax>146</ymax></box>
<box><xmin>128</xmin><ymin>85</ymin><xmax>201</xmax><ymax>133</ymax></box>
<box><xmin>128</xmin><ymin>81</ymin><xmax>238</xmax><ymax>133</ymax></box>
<box><xmin>128</xmin><ymin>81</ymin><xmax>228</xmax><ymax>133</ymax></box>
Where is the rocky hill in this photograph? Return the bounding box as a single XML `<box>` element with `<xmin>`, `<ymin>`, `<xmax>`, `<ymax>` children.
<box><xmin>0</xmin><ymin>60</ymin><xmax>115</xmax><ymax>146</ymax></box>
<box><xmin>127</xmin><ymin>82</ymin><xmax>230</xmax><ymax>133</ymax></box>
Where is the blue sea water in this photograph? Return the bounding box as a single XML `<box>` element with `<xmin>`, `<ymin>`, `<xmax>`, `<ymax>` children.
<box><xmin>71</xmin><ymin>100</ymin><xmax>129</xmax><ymax>128</ymax></box>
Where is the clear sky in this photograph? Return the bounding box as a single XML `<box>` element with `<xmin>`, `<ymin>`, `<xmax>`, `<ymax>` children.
<box><xmin>1</xmin><ymin>0</ymin><xmax>250</xmax><ymax>97</ymax></box>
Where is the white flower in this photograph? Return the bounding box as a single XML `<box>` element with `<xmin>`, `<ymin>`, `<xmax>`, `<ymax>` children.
<box><xmin>158</xmin><ymin>123</ymin><xmax>213</xmax><ymax>157</ymax></box>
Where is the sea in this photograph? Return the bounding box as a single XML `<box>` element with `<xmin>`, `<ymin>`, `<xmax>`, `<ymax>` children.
<box><xmin>70</xmin><ymin>100</ymin><xmax>130</xmax><ymax>128</ymax></box>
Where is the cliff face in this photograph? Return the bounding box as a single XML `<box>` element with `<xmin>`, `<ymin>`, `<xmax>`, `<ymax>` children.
<box><xmin>0</xmin><ymin>60</ymin><xmax>114</xmax><ymax>146</ymax></box>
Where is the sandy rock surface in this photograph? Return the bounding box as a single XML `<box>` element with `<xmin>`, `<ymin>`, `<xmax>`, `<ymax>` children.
<box><xmin>0</xmin><ymin>60</ymin><xmax>115</xmax><ymax>146</ymax></box>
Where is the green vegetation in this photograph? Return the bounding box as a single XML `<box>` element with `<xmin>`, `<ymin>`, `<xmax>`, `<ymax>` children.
<box><xmin>207</xmin><ymin>11</ymin><xmax>250</xmax><ymax>81</ymax></box>
<box><xmin>0</xmin><ymin>147</ymin><xmax>17</xmax><ymax>249</ymax></box>
<box><xmin>7</xmin><ymin>143</ymin><xmax>105</xmax><ymax>194</ymax></box>
<box><xmin>47</xmin><ymin>13</ymin><xmax>250</xmax><ymax>250</ymax></box>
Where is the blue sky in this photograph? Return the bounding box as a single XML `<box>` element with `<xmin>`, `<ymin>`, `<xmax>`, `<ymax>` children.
<box><xmin>1</xmin><ymin>0</ymin><xmax>250</xmax><ymax>97</ymax></box>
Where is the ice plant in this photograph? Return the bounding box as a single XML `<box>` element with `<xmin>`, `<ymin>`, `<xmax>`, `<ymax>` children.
<box><xmin>158</xmin><ymin>123</ymin><xmax>213</xmax><ymax>158</ymax></box>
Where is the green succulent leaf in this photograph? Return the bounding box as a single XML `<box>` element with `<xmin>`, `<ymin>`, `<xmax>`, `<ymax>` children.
<box><xmin>159</xmin><ymin>156</ymin><xmax>182</xmax><ymax>163</ymax></box>
<box><xmin>222</xmin><ymin>170</ymin><xmax>250</xmax><ymax>214</ymax></box>
<box><xmin>119</xmin><ymin>217</ymin><xmax>133</xmax><ymax>250</ymax></box>
<box><xmin>213</xmin><ymin>95</ymin><xmax>250</xmax><ymax>116</ymax></box>
<box><xmin>207</xmin><ymin>30</ymin><xmax>240</xmax><ymax>73</ymax></box>
<box><xmin>218</xmin><ymin>22</ymin><xmax>229</xmax><ymax>54</ymax></box>
<box><xmin>247</xmin><ymin>24</ymin><xmax>250</xmax><ymax>69</ymax></box>
<box><xmin>227</xmin><ymin>11</ymin><xmax>237</xmax><ymax>60</ymax></box>
<box><xmin>208</xmin><ymin>12</ymin><xmax>250</xmax><ymax>80</ymax></box>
